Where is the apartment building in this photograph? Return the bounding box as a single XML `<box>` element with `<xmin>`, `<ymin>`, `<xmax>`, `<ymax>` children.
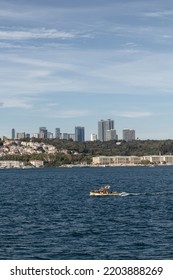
<box><xmin>93</xmin><ymin>155</ymin><xmax>173</xmax><ymax>165</ymax></box>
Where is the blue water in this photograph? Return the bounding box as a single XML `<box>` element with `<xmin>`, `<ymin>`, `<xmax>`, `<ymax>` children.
<box><xmin>0</xmin><ymin>166</ymin><xmax>173</xmax><ymax>260</ymax></box>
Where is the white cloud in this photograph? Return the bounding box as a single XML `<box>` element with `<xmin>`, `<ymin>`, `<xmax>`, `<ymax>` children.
<box><xmin>112</xmin><ymin>111</ymin><xmax>152</xmax><ymax>118</ymax></box>
<box><xmin>5</xmin><ymin>56</ymin><xmax>77</xmax><ymax>71</ymax></box>
<box><xmin>31</xmin><ymin>107</ymin><xmax>90</xmax><ymax>119</ymax></box>
<box><xmin>144</xmin><ymin>10</ymin><xmax>173</xmax><ymax>18</ymax></box>
<box><xmin>1</xmin><ymin>98</ymin><xmax>32</xmax><ymax>109</ymax></box>
<box><xmin>1</xmin><ymin>48</ymin><xmax>173</xmax><ymax>100</ymax></box>
<box><xmin>52</xmin><ymin>109</ymin><xmax>90</xmax><ymax>118</ymax></box>
<box><xmin>0</xmin><ymin>28</ymin><xmax>75</xmax><ymax>40</ymax></box>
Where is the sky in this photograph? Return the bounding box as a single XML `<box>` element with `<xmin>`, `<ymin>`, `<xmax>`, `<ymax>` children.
<box><xmin>1</xmin><ymin>0</ymin><xmax>173</xmax><ymax>140</ymax></box>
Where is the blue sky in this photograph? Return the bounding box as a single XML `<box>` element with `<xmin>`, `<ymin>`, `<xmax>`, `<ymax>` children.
<box><xmin>1</xmin><ymin>0</ymin><xmax>173</xmax><ymax>140</ymax></box>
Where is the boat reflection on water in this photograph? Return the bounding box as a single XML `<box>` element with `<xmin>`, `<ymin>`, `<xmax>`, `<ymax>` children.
<box><xmin>90</xmin><ymin>185</ymin><xmax>120</xmax><ymax>196</ymax></box>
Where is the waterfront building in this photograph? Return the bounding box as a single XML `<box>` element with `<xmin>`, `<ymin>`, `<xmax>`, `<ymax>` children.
<box><xmin>30</xmin><ymin>160</ymin><xmax>44</xmax><ymax>168</ymax></box>
<box><xmin>92</xmin><ymin>156</ymin><xmax>141</xmax><ymax>165</ymax></box>
<box><xmin>143</xmin><ymin>155</ymin><xmax>173</xmax><ymax>165</ymax></box>
<box><xmin>123</xmin><ymin>129</ymin><xmax>135</xmax><ymax>142</ymax></box>
<box><xmin>0</xmin><ymin>160</ymin><xmax>24</xmax><ymax>168</ymax></box>
<box><xmin>90</xmin><ymin>133</ymin><xmax>97</xmax><ymax>141</ymax></box>
<box><xmin>75</xmin><ymin>126</ymin><xmax>85</xmax><ymax>142</ymax></box>
<box><xmin>11</xmin><ymin>128</ymin><xmax>15</xmax><ymax>139</ymax></box>
<box><xmin>98</xmin><ymin>119</ymin><xmax>114</xmax><ymax>141</ymax></box>
<box><xmin>92</xmin><ymin>155</ymin><xmax>173</xmax><ymax>165</ymax></box>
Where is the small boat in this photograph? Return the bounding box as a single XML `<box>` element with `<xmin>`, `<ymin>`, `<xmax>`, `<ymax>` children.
<box><xmin>90</xmin><ymin>185</ymin><xmax>120</xmax><ymax>196</ymax></box>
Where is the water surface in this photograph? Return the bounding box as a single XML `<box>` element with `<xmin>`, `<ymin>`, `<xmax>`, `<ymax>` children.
<box><xmin>0</xmin><ymin>166</ymin><xmax>173</xmax><ymax>259</ymax></box>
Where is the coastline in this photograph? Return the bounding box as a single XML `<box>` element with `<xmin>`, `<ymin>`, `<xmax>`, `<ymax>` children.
<box><xmin>0</xmin><ymin>162</ymin><xmax>173</xmax><ymax>169</ymax></box>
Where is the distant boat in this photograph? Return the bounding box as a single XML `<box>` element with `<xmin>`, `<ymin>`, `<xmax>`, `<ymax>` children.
<box><xmin>90</xmin><ymin>185</ymin><xmax>120</xmax><ymax>196</ymax></box>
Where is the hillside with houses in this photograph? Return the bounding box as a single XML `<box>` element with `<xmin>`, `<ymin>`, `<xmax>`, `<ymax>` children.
<box><xmin>1</xmin><ymin>139</ymin><xmax>173</xmax><ymax>168</ymax></box>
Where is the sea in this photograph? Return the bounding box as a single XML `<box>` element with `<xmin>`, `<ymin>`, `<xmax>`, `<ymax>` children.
<box><xmin>0</xmin><ymin>166</ymin><xmax>173</xmax><ymax>260</ymax></box>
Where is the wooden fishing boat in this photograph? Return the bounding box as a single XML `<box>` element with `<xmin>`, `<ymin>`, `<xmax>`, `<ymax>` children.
<box><xmin>90</xmin><ymin>185</ymin><xmax>120</xmax><ymax>196</ymax></box>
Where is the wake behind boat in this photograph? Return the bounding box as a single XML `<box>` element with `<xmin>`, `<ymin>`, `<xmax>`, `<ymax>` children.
<box><xmin>90</xmin><ymin>185</ymin><xmax>120</xmax><ymax>196</ymax></box>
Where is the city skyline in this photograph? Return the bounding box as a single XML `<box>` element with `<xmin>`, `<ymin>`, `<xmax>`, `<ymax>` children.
<box><xmin>9</xmin><ymin>121</ymin><xmax>136</xmax><ymax>141</ymax></box>
<box><xmin>1</xmin><ymin>0</ymin><xmax>173</xmax><ymax>139</ymax></box>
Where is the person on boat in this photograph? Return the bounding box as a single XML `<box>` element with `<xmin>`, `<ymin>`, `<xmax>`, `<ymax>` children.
<box><xmin>99</xmin><ymin>185</ymin><xmax>110</xmax><ymax>193</ymax></box>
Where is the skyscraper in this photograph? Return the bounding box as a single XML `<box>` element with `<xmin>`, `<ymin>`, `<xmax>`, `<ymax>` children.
<box><xmin>75</xmin><ymin>126</ymin><xmax>85</xmax><ymax>142</ymax></box>
<box><xmin>55</xmin><ymin>128</ymin><xmax>61</xmax><ymax>139</ymax></box>
<box><xmin>11</xmin><ymin>128</ymin><xmax>15</xmax><ymax>139</ymax></box>
<box><xmin>39</xmin><ymin>127</ymin><xmax>47</xmax><ymax>139</ymax></box>
<box><xmin>98</xmin><ymin>119</ymin><xmax>114</xmax><ymax>141</ymax></box>
<box><xmin>16</xmin><ymin>132</ymin><xmax>25</xmax><ymax>139</ymax></box>
<box><xmin>90</xmin><ymin>133</ymin><xmax>97</xmax><ymax>141</ymax></box>
<box><xmin>123</xmin><ymin>129</ymin><xmax>135</xmax><ymax>142</ymax></box>
<box><xmin>61</xmin><ymin>133</ymin><xmax>69</xmax><ymax>140</ymax></box>
<box><xmin>106</xmin><ymin>129</ymin><xmax>118</xmax><ymax>141</ymax></box>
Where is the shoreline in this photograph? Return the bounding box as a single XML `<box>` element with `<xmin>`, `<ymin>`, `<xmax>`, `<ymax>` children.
<box><xmin>1</xmin><ymin>163</ymin><xmax>173</xmax><ymax>169</ymax></box>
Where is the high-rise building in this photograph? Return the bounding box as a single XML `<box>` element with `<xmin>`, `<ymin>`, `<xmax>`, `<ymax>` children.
<box><xmin>39</xmin><ymin>127</ymin><xmax>47</xmax><ymax>139</ymax></box>
<box><xmin>61</xmin><ymin>133</ymin><xmax>69</xmax><ymax>140</ymax></box>
<box><xmin>47</xmin><ymin>132</ymin><xmax>53</xmax><ymax>139</ymax></box>
<box><xmin>25</xmin><ymin>133</ymin><xmax>30</xmax><ymax>139</ymax></box>
<box><xmin>106</xmin><ymin>129</ymin><xmax>118</xmax><ymax>141</ymax></box>
<box><xmin>32</xmin><ymin>133</ymin><xmax>39</xmax><ymax>138</ymax></box>
<box><xmin>55</xmin><ymin>128</ymin><xmax>61</xmax><ymax>139</ymax></box>
<box><xmin>75</xmin><ymin>126</ymin><xmax>85</xmax><ymax>142</ymax></box>
<box><xmin>16</xmin><ymin>132</ymin><xmax>25</xmax><ymax>139</ymax></box>
<box><xmin>90</xmin><ymin>133</ymin><xmax>97</xmax><ymax>141</ymax></box>
<box><xmin>68</xmin><ymin>133</ymin><xmax>75</xmax><ymax>141</ymax></box>
<box><xmin>98</xmin><ymin>119</ymin><xmax>114</xmax><ymax>141</ymax></box>
<box><xmin>123</xmin><ymin>129</ymin><xmax>135</xmax><ymax>142</ymax></box>
<box><xmin>11</xmin><ymin>128</ymin><xmax>15</xmax><ymax>139</ymax></box>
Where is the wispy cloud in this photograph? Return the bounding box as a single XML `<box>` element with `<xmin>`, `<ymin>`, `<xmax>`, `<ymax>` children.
<box><xmin>1</xmin><ymin>48</ymin><xmax>173</xmax><ymax>100</ymax></box>
<box><xmin>144</xmin><ymin>10</ymin><xmax>173</xmax><ymax>18</ymax></box>
<box><xmin>52</xmin><ymin>109</ymin><xmax>90</xmax><ymax>118</ymax></box>
<box><xmin>0</xmin><ymin>0</ymin><xmax>173</xmax><ymax>140</ymax></box>
<box><xmin>4</xmin><ymin>55</ymin><xmax>76</xmax><ymax>71</ymax></box>
<box><xmin>0</xmin><ymin>98</ymin><xmax>32</xmax><ymax>109</ymax></box>
<box><xmin>112</xmin><ymin>111</ymin><xmax>152</xmax><ymax>118</ymax></box>
<box><xmin>0</xmin><ymin>28</ymin><xmax>76</xmax><ymax>40</ymax></box>
<box><xmin>32</xmin><ymin>107</ymin><xmax>90</xmax><ymax>119</ymax></box>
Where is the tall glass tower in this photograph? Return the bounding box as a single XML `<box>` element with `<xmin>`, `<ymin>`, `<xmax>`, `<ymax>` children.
<box><xmin>55</xmin><ymin>128</ymin><xmax>61</xmax><ymax>139</ymax></box>
<box><xmin>39</xmin><ymin>127</ymin><xmax>48</xmax><ymax>139</ymax></box>
<box><xmin>11</xmin><ymin>128</ymin><xmax>15</xmax><ymax>139</ymax></box>
<box><xmin>75</xmin><ymin>126</ymin><xmax>85</xmax><ymax>142</ymax></box>
<box><xmin>98</xmin><ymin>119</ymin><xmax>114</xmax><ymax>141</ymax></box>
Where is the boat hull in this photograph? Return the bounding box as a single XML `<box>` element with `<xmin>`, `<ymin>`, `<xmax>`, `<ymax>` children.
<box><xmin>90</xmin><ymin>191</ymin><xmax>120</xmax><ymax>196</ymax></box>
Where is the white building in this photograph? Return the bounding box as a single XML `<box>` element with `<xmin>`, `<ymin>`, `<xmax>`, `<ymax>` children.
<box><xmin>90</xmin><ymin>133</ymin><xmax>97</xmax><ymax>141</ymax></box>
<box><xmin>92</xmin><ymin>156</ymin><xmax>141</xmax><ymax>165</ymax></box>
<box><xmin>92</xmin><ymin>155</ymin><xmax>173</xmax><ymax>165</ymax></box>
<box><xmin>143</xmin><ymin>155</ymin><xmax>173</xmax><ymax>165</ymax></box>
<box><xmin>30</xmin><ymin>160</ymin><xmax>44</xmax><ymax>167</ymax></box>
<box><xmin>0</xmin><ymin>161</ymin><xmax>24</xmax><ymax>168</ymax></box>
<box><xmin>32</xmin><ymin>133</ymin><xmax>39</xmax><ymax>138</ymax></box>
